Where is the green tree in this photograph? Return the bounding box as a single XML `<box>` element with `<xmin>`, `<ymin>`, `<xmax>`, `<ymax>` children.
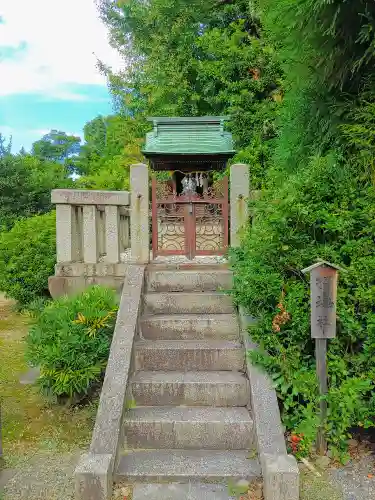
<box><xmin>0</xmin><ymin>133</ymin><xmax>12</xmax><ymax>157</ymax></box>
<box><xmin>98</xmin><ymin>0</ymin><xmax>283</xmax><ymax>185</ymax></box>
<box><xmin>0</xmin><ymin>153</ymin><xmax>72</xmax><ymax>230</ymax></box>
<box><xmin>76</xmin><ymin>114</ymin><xmax>147</xmax><ymax>189</ymax></box>
<box><xmin>31</xmin><ymin>130</ymin><xmax>81</xmax><ymax>173</ymax></box>
<box><xmin>78</xmin><ymin>115</ymin><xmax>146</xmax><ymax>174</ymax></box>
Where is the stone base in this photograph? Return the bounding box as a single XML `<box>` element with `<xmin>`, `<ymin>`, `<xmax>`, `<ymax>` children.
<box><xmin>54</xmin><ymin>263</ymin><xmax>129</xmax><ymax>277</ymax></box>
<box><xmin>132</xmin><ymin>483</ymin><xmax>235</xmax><ymax>500</ymax></box>
<box><xmin>262</xmin><ymin>454</ymin><xmax>299</xmax><ymax>500</ymax></box>
<box><xmin>48</xmin><ymin>276</ymin><xmax>126</xmax><ymax>298</ymax></box>
<box><xmin>48</xmin><ymin>263</ymin><xmax>130</xmax><ymax>298</ymax></box>
<box><xmin>75</xmin><ymin>453</ymin><xmax>113</xmax><ymax>500</ymax></box>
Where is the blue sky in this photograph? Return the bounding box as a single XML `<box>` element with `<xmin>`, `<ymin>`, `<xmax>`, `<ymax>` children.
<box><xmin>0</xmin><ymin>0</ymin><xmax>125</xmax><ymax>152</ymax></box>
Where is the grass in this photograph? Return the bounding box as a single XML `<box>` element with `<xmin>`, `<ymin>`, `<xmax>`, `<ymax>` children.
<box><xmin>0</xmin><ymin>294</ymin><xmax>97</xmax><ymax>467</ymax></box>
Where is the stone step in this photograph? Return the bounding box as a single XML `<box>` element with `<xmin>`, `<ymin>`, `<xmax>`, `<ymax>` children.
<box><xmin>134</xmin><ymin>340</ymin><xmax>244</xmax><ymax>371</ymax></box>
<box><xmin>132</xmin><ymin>483</ymin><xmax>237</xmax><ymax>500</ymax></box>
<box><xmin>147</xmin><ymin>263</ymin><xmax>229</xmax><ymax>270</ymax></box>
<box><xmin>130</xmin><ymin>371</ymin><xmax>250</xmax><ymax>407</ymax></box>
<box><xmin>124</xmin><ymin>407</ymin><xmax>254</xmax><ymax>450</ymax></box>
<box><xmin>141</xmin><ymin>314</ymin><xmax>239</xmax><ymax>340</ymax></box>
<box><xmin>146</xmin><ymin>269</ymin><xmax>233</xmax><ymax>293</ymax></box>
<box><xmin>143</xmin><ymin>292</ymin><xmax>235</xmax><ymax>315</ymax></box>
<box><xmin>115</xmin><ymin>449</ymin><xmax>261</xmax><ymax>484</ymax></box>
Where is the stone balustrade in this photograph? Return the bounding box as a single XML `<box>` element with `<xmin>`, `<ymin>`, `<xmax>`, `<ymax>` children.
<box><xmin>49</xmin><ymin>163</ymin><xmax>251</xmax><ymax>298</ymax></box>
<box><xmin>49</xmin><ymin>189</ymin><xmax>131</xmax><ymax>298</ymax></box>
<box><xmin>52</xmin><ymin>189</ymin><xmax>130</xmax><ymax>265</ymax></box>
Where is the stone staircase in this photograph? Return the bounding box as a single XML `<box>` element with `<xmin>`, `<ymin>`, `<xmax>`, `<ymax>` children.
<box><xmin>114</xmin><ymin>265</ymin><xmax>262</xmax><ymax>495</ymax></box>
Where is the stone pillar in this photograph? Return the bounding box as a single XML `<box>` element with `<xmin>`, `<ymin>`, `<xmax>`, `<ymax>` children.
<box><xmin>230</xmin><ymin>163</ymin><xmax>250</xmax><ymax>247</ymax></box>
<box><xmin>56</xmin><ymin>205</ymin><xmax>80</xmax><ymax>263</ymax></box>
<box><xmin>105</xmin><ymin>206</ymin><xmax>120</xmax><ymax>264</ymax></box>
<box><xmin>130</xmin><ymin>163</ymin><xmax>149</xmax><ymax>263</ymax></box>
<box><xmin>83</xmin><ymin>206</ymin><xmax>99</xmax><ymax>264</ymax></box>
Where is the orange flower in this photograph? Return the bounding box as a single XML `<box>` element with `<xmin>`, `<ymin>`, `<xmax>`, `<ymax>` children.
<box><xmin>291</xmin><ymin>435</ymin><xmax>302</xmax><ymax>443</ymax></box>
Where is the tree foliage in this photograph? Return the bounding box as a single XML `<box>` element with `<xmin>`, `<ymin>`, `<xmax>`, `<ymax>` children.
<box><xmin>0</xmin><ymin>133</ymin><xmax>12</xmax><ymax>157</ymax></box>
<box><xmin>98</xmin><ymin>0</ymin><xmax>283</xmax><ymax>186</ymax></box>
<box><xmin>76</xmin><ymin>114</ymin><xmax>147</xmax><ymax>189</ymax></box>
<box><xmin>32</xmin><ymin>130</ymin><xmax>81</xmax><ymax>162</ymax></box>
<box><xmin>0</xmin><ymin>153</ymin><xmax>72</xmax><ymax>230</ymax></box>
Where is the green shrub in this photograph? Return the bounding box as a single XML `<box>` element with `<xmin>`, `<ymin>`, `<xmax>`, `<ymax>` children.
<box><xmin>22</xmin><ymin>297</ymin><xmax>53</xmax><ymax>319</ymax></box>
<box><xmin>26</xmin><ymin>286</ymin><xmax>119</xmax><ymax>402</ymax></box>
<box><xmin>232</xmin><ymin>152</ymin><xmax>375</xmax><ymax>461</ymax></box>
<box><xmin>229</xmin><ymin>0</ymin><xmax>375</xmax><ymax>463</ymax></box>
<box><xmin>0</xmin><ymin>212</ymin><xmax>56</xmax><ymax>305</ymax></box>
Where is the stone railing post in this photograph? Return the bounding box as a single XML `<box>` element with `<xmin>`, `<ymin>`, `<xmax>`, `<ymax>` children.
<box><xmin>230</xmin><ymin>163</ymin><xmax>250</xmax><ymax>247</ymax></box>
<box><xmin>83</xmin><ymin>205</ymin><xmax>99</xmax><ymax>264</ymax></box>
<box><xmin>55</xmin><ymin>204</ymin><xmax>81</xmax><ymax>263</ymax></box>
<box><xmin>105</xmin><ymin>206</ymin><xmax>121</xmax><ymax>264</ymax></box>
<box><xmin>130</xmin><ymin>163</ymin><xmax>150</xmax><ymax>264</ymax></box>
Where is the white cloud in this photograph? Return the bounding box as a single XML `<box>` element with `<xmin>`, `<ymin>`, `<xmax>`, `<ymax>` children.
<box><xmin>27</xmin><ymin>128</ymin><xmax>51</xmax><ymax>136</ymax></box>
<box><xmin>0</xmin><ymin>125</ymin><xmax>14</xmax><ymax>135</ymax></box>
<box><xmin>48</xmin><ymin>91</ymin><xmax>91</xmax><ymax>102</ymax></box>
<box><xmin>0</xmin><ymin>126</ymin><xmax>82</xmax><ymax>138</ymax></box>
<box><xmin>28</xmin><ymin>128</ymin><xmax>83</xmax><ymax>138</ymax></box>
<box><xmin>0</xmin><ymin>0</ymin><xmax>125</xmax><ymax>98</ymax></box>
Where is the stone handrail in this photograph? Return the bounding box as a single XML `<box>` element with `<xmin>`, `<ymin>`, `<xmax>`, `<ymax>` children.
<box><xmin>52</xmin><ymin>189</ymin><xmax>130</xmax><ymax>265</ymax></box>
<box><xmin>75</xmin><ymin>265</ymin><xmax>145</xmax><ymax>499</ymax></box>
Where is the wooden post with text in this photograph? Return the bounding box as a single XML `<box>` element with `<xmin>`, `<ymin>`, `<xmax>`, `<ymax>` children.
<box><xmin>302</xmin><ymin>260</ymin><xmax>344</xmax><ymax>455</ymax></box>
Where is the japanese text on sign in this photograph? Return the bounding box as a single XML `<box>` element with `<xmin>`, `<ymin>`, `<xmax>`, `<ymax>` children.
<box><xmin>310</xmin><ymin>269</ymin><xmax>337</xmax><ymax>339</ymax></box>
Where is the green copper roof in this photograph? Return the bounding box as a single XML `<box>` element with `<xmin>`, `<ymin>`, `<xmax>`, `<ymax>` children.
<box><xmin>142</xmin><ymin>116</ymin><xmax>235</xmax><ymax>156</ymax></box>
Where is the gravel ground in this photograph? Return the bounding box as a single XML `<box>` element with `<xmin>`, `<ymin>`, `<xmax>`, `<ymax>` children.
<box><xmin>329</xmin><ymin>455</ymin><xmax>375</xmax><ymax>500</ymax></box>
<box><xmin>1</xmin><ymin>449</ymin><xmax>83</xmax><ymax>500</ymax></box>
<box><xmin>2</xmin><ymin>454</ymin><xmax>374</xmax><ymax>500</ymax></box>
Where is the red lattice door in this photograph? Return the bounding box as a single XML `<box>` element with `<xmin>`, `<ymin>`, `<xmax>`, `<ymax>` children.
<box><xmin>151</xmin><ymin>174</ymin><xmax>229</xmax><ymax>260</ymax></box>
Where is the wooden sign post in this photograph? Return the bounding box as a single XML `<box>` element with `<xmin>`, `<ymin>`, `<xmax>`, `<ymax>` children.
<box><xmin>302</xmin><ymin>260</ymin><xmax>344</xmax><ymax>455</ymax></box>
